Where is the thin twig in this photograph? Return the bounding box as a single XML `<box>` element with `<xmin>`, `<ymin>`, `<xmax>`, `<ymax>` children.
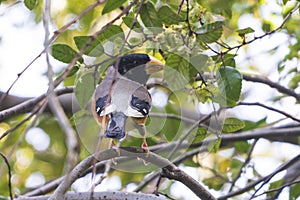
<box><xmin>238</xmin><ymin>102</ymin><xmax>300</xmax><ymax>123</ymax></box>
<box><xmin>168</xmin><ymin>108</ymin><xmax>222</xmax><ymax>160</ymax></box>
<box><xmin>253</xmin><ymin>179</ymin><xmax>300</xmax><ymax>199</ymax></box>
<box><xmin>149</xmin><ymin>113</ymin><xmax>196</xmax><ymax>124</ymax></box>
<box><xmin>0</xmin><ymin>51</ymin><xmax>44</xmax><ymax>105</ymax></box>
<box><xmin>243</xmin><ymin>74</ymin><xmax>300</xmax><ymax>102</ymax></box>
<box><xmin>0</xmin><ymin>99</ymin><xmax>47</xmax><ymax>140</ymax></box>
<box><xmin>0</xmin><ymin>152</ymin><xmax>13</xmax><ymax>200</ymax></box>
<box><xmin>228</xmin><ymin>139</ymin><xmax>258</xmax><ymax>192</ymax></box>
<box><xmin>0</xmin><ymin>1</ymin><xmax>105</xmax><ymax>105</ymax></box>
<box><xmin>218</xmin><ymin>154</ymin><xmax>300</xmax><ymax>200</ymax></box>
<box><xmin>177</xmin><ymin>0</ymin><xmax>185</xmax><ymax>14</ymax></box>
<box><xmin>250</xmin><ymin>154</ymin><xmax>300</xmax><ymax>199</ymax></box>
<box><xmin>167</xmin><ymin>121</ymin><xmax>199</xmax><ymax>160</ymax></box>
<box><xmin>204</xmin><ymin>3</ymin><xmax>300</xmax><ymax>59</ymax></box>
<box><xmin>223</xmin><ymin>3</ymin><xmax>300</xmax><ymax>54</ymax></box>
<box><xmin>185</xmin><ymin>0</ymin><xmax>193</xmax><ymax>36</ymax></box>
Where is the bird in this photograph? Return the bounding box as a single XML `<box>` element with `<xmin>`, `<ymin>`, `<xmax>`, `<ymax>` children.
<box><xmin>91</xmin><ymin>54</ymin><xmax>163</xmax><ymax>153</ymax></box>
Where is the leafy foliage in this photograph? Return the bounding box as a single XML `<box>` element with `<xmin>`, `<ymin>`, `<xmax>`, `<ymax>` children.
<box><xmin>216</xmin><ymin>66</ymin><xmax>242</xmax><ymax>106</ymax></box>
<box><xmin>222</xmin><ymin>118</ymin><xmax>245</xmax><ymax>133</ymax></box>
<box><xmin>140</xmin><ymin>2</ymin><xmax>162</xmax><ymax>32</ymax></box>
<box><xmin>1</xmin><ymin>0</ymin><xmax>300</xmax><ymax>199</ymax></box>
<box><xmin>102</xmin><ymin>0</ymin><xmax>127</xmax><ymax>15</ymax></box>
<box><xmin>196</xmin><ymin>21</ymin><xmax>224</xmax><ymax>43</ymax></box>
<box><xmin>51</xmin><ymin>44</ymin><xmax>84</xmax><ymax>64</ymax></box>
<box><xmin>24</xmin><ymin>0</ymin><xmax>37</xmax><ymax>10</ymax></box>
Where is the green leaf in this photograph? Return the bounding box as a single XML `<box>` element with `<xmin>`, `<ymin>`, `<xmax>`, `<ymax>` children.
<box><xmin>51</xmin><ymin>44</ymin><xmax>83</xmax><ymax>64</ymax></box>
<box><xmin>157</xmin><ymin>6</ymin><xmax>184</xmax><ymax>25</ymax></box>
<box><xmin>196</xmin><ymin>21</ymin><xmax>224</xmax><ymax>43</ymax></box>
<box><xmin>208</xmin><ymin>137</ymin><xmax>221</xmax><ymax>153</ymax></box>
<box><xmin>74</xmin><ymin>36</ymin><xmax>104</xmax><ymax>57</ymax></box>
<box><xmin>122</xmin><ymin>16</ymin><xmax>142</xmax><ymax>32</ymax></box>
<box><xmin>288</xmin><ymin>73</ymin><xmax>300</xmax><ymax>89</ymax></box>
<box><xmin>222</xmin><ymin>54</ymin><xmax>236</xmax><ymax>68</ymax></box>
<box><xmin>269</xmin><ymin>179</ymin><xmax>284</xmax><ymax>191</ymax></box>
<box><xmin>216</xmin><ymin>66</ymin><xmax>242</xmax><ymax>106</ymax></box>
<box><xmin>24</xmin><ymin>0</ymin><xmax>37</xmax><ymax>10</ymax></box>
<box><xmin>128</xmin><ymin>37</ymin><xmax>144</xmax><ymax>46</ymax></box>
<box><xmin>102</xmin><ymin>0</ymin><xmax>126</xmax><ymax>15</ymax></box>
<box><xmin>192</xmin><ymin>128</ymin><xmax>207</xmax><ymax>143</ymax></box>
<box><xmin>160</xmin><ymin>119</ymin><xmax>180</xmax><ymax>141</ymax></box>
<box><xmin>268</xmin><ymin>179</ymin><xmax>285</xmax><ymax>198</ymax></box>
<box><xmin>231</xmin><ymin>158</ymin><xmax>244</xmax><ymax>178</ymax></box>
<box><xmin>236</xmin><ymin>27</ymin><xmax>255</xmax><ymax>37</ymax></box>
<box><xmin>222</xmin><ymin>117</ymin><xmax>245</xmax><ymax>133</ymax></box>
<box><xmin>290</xmin><ymin>182</ymin><xmax>300</xmax><ymax>199</ymax></box>
<box><xmin>190</xmin><ymin>54</ymin><xmax>209</xmax><ymax>72</ymax></box>
<box><xmin>234</xmin><ymin>141</ymin><xmax>250</xmax><ymax>153</ymax></box>
<box><xmin>140</xmin><ymin>2</ymin><xmax>162</xmax><ymax>32</ymax></box>
<box><xmin>66</xmin><ymin>64</ymin><xmax>80</xmax><ymax>77</ymax></box>
<box><xmin>0</xmin><ymin>0</ymin><xmax>8</xmax><ymax>5</ymax></box>
<box><xmin>166</xmin><ymin>54</ymin><xmax>190</xmax><ymax>77</ymax></box>
<box><xmin>75</xmin><ymin>72</ymin><xmax>95</xmax><ymax>109</ymax></box>
<box><xmin>97</xmin><ymin>25</ymin><xmax>125</xmax><ymax>41</ymax></box>
<box><xmin>243</xmin><ymin>117</ymin><xmax>267</xmax><ymax>131</ymax></box>
<box><xmin>203</xmin><ymin>176</ymin><xmax>225</xmax><ymax>190</ymax></box>
<box><xmin>164</xmin><ymin>54</ymin><xmax>190</xmax><ymax>90</ymax></box>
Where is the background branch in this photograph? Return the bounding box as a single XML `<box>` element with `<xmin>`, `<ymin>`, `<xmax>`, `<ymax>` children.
<box><xmin>0</xmin><ymin>87</ymin><xmax>75</xmax><ymax>122</ymax></box>
<box><xmin>0</xmin><ymin>152</ymin><xmax>13</xmax><ymax>200</ymax></box>
<box><xmin>243</xmin><ymin>74</ymin><xmax>300</xmax><ymax>102</ymax></box>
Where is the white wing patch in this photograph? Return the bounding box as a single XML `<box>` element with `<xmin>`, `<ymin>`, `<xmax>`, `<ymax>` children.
<box><xmin>126</xmin><ymin>106</ymin><xmax>145</xmax><ymax>118</ymax></box>
<box><xmin>99</xmin><ymin>104</ymin><xmax>117</xmax><ymax>116</ymax></box>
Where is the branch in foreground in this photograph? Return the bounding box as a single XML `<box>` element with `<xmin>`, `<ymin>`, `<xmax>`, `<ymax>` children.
<box><xmin>17</xmin><ymin>191</ymin><xmax>164</xmax><ymax>200</ymax></box>
<box><xmin>48</xmin><ymin>147</ymin><xmax>216</xmax><ymax>200</ymax></box>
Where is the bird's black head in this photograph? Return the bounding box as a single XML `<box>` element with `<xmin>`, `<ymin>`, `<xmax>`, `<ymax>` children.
<box><xmin>114</xmin><ymin>54</ymin><xmax>151</xmax><ymax>84</ymax></box>
<box><xmin>114</xmin><ymin>53</ymin><xmax>164</xmax><ymax>84</ymax></box>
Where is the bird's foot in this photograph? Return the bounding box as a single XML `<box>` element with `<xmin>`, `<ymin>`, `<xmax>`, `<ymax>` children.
<box><xmin>141</xmin><ymin>141</ymin><xmax>149</xmax><ymax>157</ymax></box>
<box><xmin>109</xmin><ymin>139</ymin><xmax>120</xmax><ymax>165</ymax></box>
<box><xmin>138</xmin><ymin>138</ymin><xmax>149</xmax><ymax>165</ymax></box>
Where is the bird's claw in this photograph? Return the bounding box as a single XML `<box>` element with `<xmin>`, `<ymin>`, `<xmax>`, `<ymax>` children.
<box><xmin>109</xmin><ymin>139</ymin><xmax>120</xmax><ymax>165</ymax></box>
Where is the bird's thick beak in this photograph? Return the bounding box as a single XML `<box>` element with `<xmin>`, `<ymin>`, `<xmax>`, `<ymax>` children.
<box><xmin>105</xmin><ymin>112</ymin><xmax>127</xmax><ymax>140</ymax></box>
<box><xmin>146</xmin><ymin>56</ymin><xmax>164</xmax><ymax>74</ymax></box>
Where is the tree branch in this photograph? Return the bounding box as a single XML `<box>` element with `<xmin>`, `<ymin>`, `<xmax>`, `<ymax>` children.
<box><xmin>0</xmin><ymin>1</ymin><xmax>105</xmax><ymax>106</ymax></box>
<box><xmin>20</xmin><ymin>125</ymin><xmax>300</xmax><ymax>197</ymax></box>
<box><xmin>0</xmin><ymin>87</ymin><xmax>74</xmax><ymax>122</ymax></box>
<box><xmin>17</xmin><ymin>191</ymin><xmax>164</xmax><ymax>200</ymax></box>
<box><xmin>218</xmin><ymin>154</ymin><xmax>300</xmax><ymax>200</ymax></box>
<box><xmin>243</xmin><ymin>74</ymin><xmax>300</xmax><ymax>102</ymax></box>
<box><xmin>49</xmin><ymin>147</ymin><xmax>216</xmax><ymax>200</ymax></box>
<box><xmin>238</xmin><ymin>101</ymin><xmax>300</xmax><ymax>123</ymax></box>
<box><xmin>0</xmin><ymin>152</ymin><xmax>13</xmax><ymax>200</ymax></box>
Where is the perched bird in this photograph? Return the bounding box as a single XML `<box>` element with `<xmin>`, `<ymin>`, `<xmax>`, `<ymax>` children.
<box><xmin>92</xmin><ymin>54</ymin><xmax>163</xmax><ymax>153</ymax></box>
